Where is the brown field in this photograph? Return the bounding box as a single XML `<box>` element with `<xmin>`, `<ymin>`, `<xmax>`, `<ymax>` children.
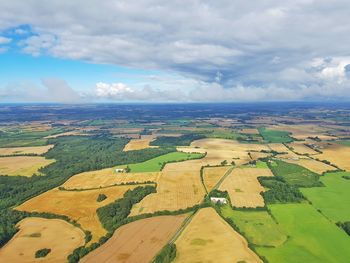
<box><xmin>219</xmin><ymin>167</ymin><xmax>273</xmax><ymax>208</ymax></box>
<box><xmin>16</xmin><ymin>185</ymin><xmax>142</xmax><ymax>243</ymax></box>
<box><xmin>81</xmin><ymin>214</ymin><xmax>187</xmax><ymax>263</ymax></box>
<box><xmin>203</xmin><ymin>166</ymin><xmax>231</xmax><ymax>192</ymax></box>
<box><xmin>249</xmin><ymin>151</ymin><xmax>272</xmax><ymax>161</ymax></box>
<box><xmin>287</xmin><ymin>142</ymin><xmax>319</xmax><ymax>155</ymax></box>
<box><xmin>123</xmin><ymin>135</ymin><xmax>157</xmax><ymax>151</ymax></box>
<box><xmin>0</xmin><ymin>145</ymin><xmax>54</xmax><ymax>156</ymax></box>
<box><xmin>174</xmin><ymin>208</ymin><xmax>262</xmax><ymax>263</ymax></box>
<box><xmin>283</xmin><ymin>158</ymin><xmax>337</xmax><ymax>174</ymax></box>
<box><xmin>0</xmin><ymin>156</ymin><xmax>55</xmax><ymax>176</ymax></box>
<box><xmin>272</xmin><ymin>124</ymin><xmax>335</xmax><ymax>140</ymax></box>
<box><xmin>268</xmin><ymin>143</ymin><xmax>302</xmax><ymax>160</ymax></box>
<box><xmin>63</xmin><ymin>168</ymin><xmax>161</xmax><ymax>190</ymax></box>
<box><xmin>241</xmin><ymin>128</ymin><xmax>260</xmax><ymax>134</ymax></box>
<box><xmin>0</xmin><ymin>217</ymin><xmax>85</xmax><ymax>263</ymax></box>
<box><xmin>315</xmin><ymin>143</ymin><xmax>350</xmax><ymax>171</ymax></box>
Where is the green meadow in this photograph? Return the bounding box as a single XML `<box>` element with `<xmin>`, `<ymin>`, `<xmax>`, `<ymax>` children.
<box><xmin>257</xmin><ymin>203</ymin><xmax>350</xmax><ymax>263</ymax></box>
<box><xmin>128</xmin><ymin>151</ymin><xmax>204</xmax><ymax>173</ymax></box>
<box><xmin>258</xmin><ymin>127</ymin><xmax>293</xmax><ymax>143</ymax></box>
<box><xmin>301</xmin><ymin>172</ymin><xmax>350</xmax><ymax>222</ymax></box>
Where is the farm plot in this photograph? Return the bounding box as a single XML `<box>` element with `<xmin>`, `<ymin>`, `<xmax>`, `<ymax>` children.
<box><xmin>0</xmin><ymin>145</ymin><xmax>54</xmax><ymax>156</ymax></box>
<box><xmin>259</xmin><ymin>128</ymin><xmax>293</xmax><ymax>143</ymax></box>
<box><xmin>241</xmin><ymin>128</ymin><xmax>260</xmax><ymax>134</ymax></box>
<box><xmin>123</xmin><ymin>135</ymin><xmax>157</xmax><ymax>151</ymax></box>
<box><xmin>315</xmin><ymin>143</ymin><xmax>350</xmax><ymax>171</ymax></box>
<box><xmin>0</xmin><ymin>217</ymin><xmax>85</xmax><ymax>263</ymax></box>
<box><xmin>0</xmin><ymin>156</ymin><xmax>55</xmax><ymax>176</ymax></box>
<box><xmin>301</xmin><ymin>172</ymin><xmax>350</xmax><ymax>222</ymax></box>
<box><xmin>256</xmin><ymin>204</ymin><xmax>350</xmax><ymax>263</ymax></box>
<box><xmin>287</xmin><ymin>142</ymin><xmax>319</xmax><ymax>155</ymax></box>
<box><xmin>81</xmin><ymin>214</ymin><xmax>187</xmax><ymax>263</ymax></box>
<box><xmin>202</xmin><ymin>166</ymin><xmax>231</xmax><ymax>192</ymax></box>
<box><xmin>219</xmin><ymin>167</ymin><xmax>273</xmax><ymax>208</ymax></box>
<box><xmin>220</xmin><ymin>205</ymin><xmax>287</xmax><ymax>247</ymax></box>
<box><xmin>174</xmin><ymin>208</ymin><xmax>262</xmax><ymax>263</ymax></box>
<box><xmin>283</xmin><ymin>158</ymin><xmax>336</xmax><ymax>174</ymax></box>
<box><xmin>16</xmin><ymin>185</ymin><xmax>141</xmax><ymax>243</ymax></box>
<box><xmin>63</xmin><ymin>168</ymin><xmax>161</xmax><ymax>190</ymax></box>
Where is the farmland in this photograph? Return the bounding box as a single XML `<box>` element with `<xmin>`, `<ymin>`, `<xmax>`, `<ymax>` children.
<box><xmin>0</xmin><ymin>156</ymin><xmax>55</xmax><ymax>176</ymax></box>
<box><xmin>0</xmin><ymin>145</ymin><xmax>54</xmax><ymax>156</ymax></box>
<box><xmin>174</xmin><ymin>208</ymin><xmax>262</xmax><ymax>263</ymax></box>
<box><xmin>123</xmin><ymin>135</ymin><xmax>157</xmax><ymax>151</ymax></box>
<box><xmin>259</xmin><ymin>128</ymin><xmax>293</xmax><ymax>143</ymax></box>
<box><xmin>202</xmin><ymin>166</ymin><xmax>231</xmax><ymax>192</ymax></box>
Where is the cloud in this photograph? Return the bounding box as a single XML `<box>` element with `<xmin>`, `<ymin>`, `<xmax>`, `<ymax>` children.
<box><xmin>96</xmin><ymin>82</ymin><xmax>133</xmax><ymax>98</ymax></box>
<box><xmin>0</xmin><ymin>36</ymin><xmax>11</xmax><ymax>44</ymax></box>
<box><xmin>0</xmin><ymin>1</ymin><xmax>350</xmax><ymax>101</ymax></box>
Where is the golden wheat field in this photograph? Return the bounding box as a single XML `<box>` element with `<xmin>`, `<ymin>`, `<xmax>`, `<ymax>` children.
<box><xmin>0</xmin><ymin>145</ymin><xmax>54</xmax><ymax>156</ymax></box>
<box><xmin>202</xmin><ymin>166</ymin><xmax>231</xmax><ymax>192</ymax></box>
<box><xmin>0</xmin><ymin>217</ymin><xmax>85</xmax><ymax>263</ymax></box>
<box><xmin>174</xmin><ymin>208</ymin><xmax>262</xmax><ymax>263</ymax></box>
<box><xmin>283</xmin><ymin>158</ymin><xmax>337</xmax><ymax>174</ymax></box>
<box><xmin>0</xmin><ymin>156</ymin><xmax>55</xmax><ymax>176</ymax></box>
<box><xmin>123</xmin><ymin>135</ymin><xmax>157</xmax><ymax>151</ymax></box>
<box><xmin>315</xmin><ymin>143</ymin><xmax>350</xmax><ymax>171</ymax></box>
<box><xmin>287</xmin><ymin>142</ymin><xmax>319</xmax><ymax>155</ymax></box>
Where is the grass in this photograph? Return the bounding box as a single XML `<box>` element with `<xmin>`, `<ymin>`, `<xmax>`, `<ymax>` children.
<box><xmin>220</xmin><ymin>205</ymin><xmax>287</xmax><ymax>247</ymax></box>
<box><xmin>203</xmin><ymin>129</ymin><xmax>243</xmax><ymax>140</ymax></box>
<box><xmin>242</xmin><ymin>160</ymin><xmax>268</xmax><ymax>169</ymax></box>
<box><xmin>301</xmin><ymin>172</ymin><xmax>350</xmax><ymax>222</ymax></box>
<box><xmin>257</xmin><ymin>203</ymin><xmax>350</xmax><ymax>263</ymax></box>
<box><xmin>127</xmin><ymin>151</ymin><xmax>204</xmax><ymax>173</ymax></box>
<box><xmin>259</xmin><ymin>128</ymin><xmax>293</xmax><ymax>143</ymax></box>
<box><xmin>337</xmin><ymin>140</ymin><xmax>350</xmax><ymax>147</ymax></box>
<box><xmin>269</xmin><ymin>159</ymin><xmax>321</xmax><ymax>187</ymax></box>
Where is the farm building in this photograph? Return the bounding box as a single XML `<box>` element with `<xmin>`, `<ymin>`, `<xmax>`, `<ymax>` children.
<box><xmin>210</xmin><ymin>197</ymin><xmax>228</xmax><ymax>204</ymax></box>
<box><xmin>115</xmin><ymin>168</ymin><xmax>125</xmax><ymax>173</ymax></box>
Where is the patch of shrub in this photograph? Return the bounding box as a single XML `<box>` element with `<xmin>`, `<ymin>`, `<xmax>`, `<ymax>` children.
<box><xmin>96</xmin><ymin>193</ymin><xmax>107</xmax><ymax>202</ymax></box>
<box><xmin>152</xmin><ymin>243</ymin><xmax>177</xmax><ymax>263</ymax></box>
<box><xmin>35</xmin><ymin>248</ymin><xmax>51</xmax><ymax>258</ymax></box>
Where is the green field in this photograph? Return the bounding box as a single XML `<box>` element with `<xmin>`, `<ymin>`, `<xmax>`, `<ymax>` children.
<box><xmin>337</xmin><ymin>140</ymin><xmax>350</xmax><ymax>147</ymax></box>
<box><xmin>259</xmin><ymin>128</ymin><xmax>293</xmax><ymax>143</ymax></box>
<box><xmin>269</xmin><ymin>159</ymin><xmax>321</xmax><ymax>187</ymax></box>
<box><xmin>301</xmin><ymin>172</ymin><xmax>350</xmax><ymax>222</ymax></box>
<box><xmin>128</xmin><ymin>151</ymin><xmax>204</xmax><ymax>173</ymax></box>
<box><xmin>220</xmin><ymin>205</ymin><xmax>287</xmax><ymax>247</ymax></box>
<box><xmin>242</xmin><ymin>160</ymin><xmax>268</xmax><ymax>169</ymax></box>
<box><xmin>257</xmin><ymin>203</ymin><xmax>350</xmax><ymax>263</ymax></box>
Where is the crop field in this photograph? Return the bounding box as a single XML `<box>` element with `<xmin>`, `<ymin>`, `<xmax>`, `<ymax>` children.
<box><xmin>256</xmin><ymin>204</ymin><xmax>350</xmax><ymax>263</ymax></box>
<box><xmin>268</xmin><ymin>143</ymin><xmax>290</xmax><ymax>153</ymax></box>
<box><xmin>271</xmin><ymin>124</ymin><xmax>332</xmax><ymax>141</ymax></box>
<box><xmin>63</xmin><ymin>168</ymin><xmax>161</xmax><ymax>190</ymax></box>
<box><xmin>81</xmin><ymin>214</ymin><xmax>187</xmax><ymax>263</ymax></box>
<box><xmin>16</xmin><ymin>185</ymin><xmax>141</xmax><ymax>243</ymax></box>
<box><xmin>301</xmin><ymin>172</ymin><xmax>350</xmax><ymax>222</ymax></box>
<box><xmin>315</xmin><ymin>143</ymin><xmax>350</xmax><ymax>171</ymax></box>
<box><xmin>259</xmin><ymin>128</ymin><xmax>293</xmax><ymax>143</ymax></box>
<box><xmin>202</xmin><ymin>166</ymin><xmax>231</xmax><ymax>192</ymax></box>
<box><xmin>0</xmin><ymin>217</ymin><xmax>85</xmax><ymax>263</ymax></box>
<box><xmin>123</xmin><ymin>135</ymin><xmax>157</xmax><ymax>151</ymax></box>
<box><xmin>283</xmin><ymin>158</ymin><xmax>336</xmax><ymax>174</ymax></box>
<box><xmin>220</xmin><ymin>205</ymin><xmax>287</xmax><ymax>247</ymax></box>
<box><xmin>219</xmin><ymin>167</ymin><xmax>273</xmax><ymax>208</ymax></box>
<box><xmin>174</xmin><ymin>208</ymin><xmax>262</xmax><ymax>263</ymax></box>
<box><xmin>241</xmin><ymin>128</ymin><xmax>260</xmax><ymax>134</ymax></box>
<box><xmin>0</xmin><ymin>145</ymin><xmax>54</xmax><ymax>156</ymax></box>
<box><xmin>287</xmin><ymin>142</ymin><xmax>319</xmax><ymax>155</ymax></box>
<box><xmin>0</xmin><ymin>156</ymin><xmax>55</xmax><ymax>176</ymax></box>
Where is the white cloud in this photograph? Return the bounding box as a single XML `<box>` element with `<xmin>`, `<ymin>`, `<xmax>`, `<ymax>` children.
<box><xmin>0</xmin><ymin>36</ymin><xmax>11</xmax><ymax>44</ymax></box>
<box><xmin>96</xmin><ymin>82</ymin><xmax>133</xmax><ymax>98</ymax></box>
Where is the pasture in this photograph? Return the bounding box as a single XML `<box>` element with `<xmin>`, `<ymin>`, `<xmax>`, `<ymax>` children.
<box><xmin>0</xmin><ymin>217</ymin><xmax>85</xmax><ymax>263</ymax></box>
<box><xmin>0</xmin><ymin>145</ymin><xmax>54</xmax><ymax>156</ymax></box>
<box><xmin>16</xmin><ymin>185</ymin><xmax>141</xmax><ymax>243</ymax></box>
<box><xmin>220</xmin><ymin>205</ymin><xmax>287</xmax><ymax>247</ymax></box>
<box><xmin>0</xmin><ymin>156</ymin><xmax>55</xmax><ymax>176</ymax></box>
<box><xmin>301</xmin><ymin>172</ymin><xmax>350</xmax><ymax>222</ymax></box>
<box><xmin>174</xmin><ymin>208</ymin><xmax>262</xmax><ymax>263</ymax></box>
<box><xmin>81</xmin><ymin>214</ymin><xmax>187</xmax><ymax>263</ymax></box>
<box><xmin>257</xmin><ymin>204</ymin><xmax>350</xmax><ymax>263</ymax></box>
<box><xmin>259</xmin><ymin>128</ymin><xmax>293</xmax><ymax>143</ymax></box>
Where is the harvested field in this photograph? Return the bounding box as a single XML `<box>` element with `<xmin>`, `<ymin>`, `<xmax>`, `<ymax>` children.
<box><xmin>0</xmin><ymin>156</ymin><xmax>55</xmax><ymax>176</ymax></box>
<box><xmin>241</xmin><ymin>128</ymin><xmax>260</xmax><ymax>134</ymax></box>
<box><xmin>63</xmin><ymin>168</ymin><xmax>161</xmax><ymax>190</ymax></box>
<box><xmin>16</xmin><ymin>185</ymin><xmax>141</xmax><ymax>243</ymax></box>
<box><xmin>44</xmin><ymin>131</ymin><xmax>90</xmax><ymax>139</ymax></box>
<box><xmin>81</xmin><ymin>214</ymin><xmax>187</xmax><ymax>263</ymax></box>
<box><xmin>283</xmin><ymin>158</ymin><xmax>336</xmax><ymax>174</ymax></box>
<box><xmin>203</xmin><ymin>166</ymin><xmax>231</xmax><ymax>192</ymax></box>
<box><xmin>0</xmin><ymin>145</ymin><xmax>54</xmax><ymax>156</ymax></box>
<box><xmin>315</xmin><ymin>143</ymin><xmax>350</xmax><ymax>171</ymax></box>
<box><xmin>0</xmin><ymin>217</ymin><xmax>85</xmax><ymax>263</ymax></box>
<box><xmin>219</xmin><ymin>167</ymin><xmax>273</xmax><ymax>208</ymax></box>
<box><xmin>123</xmin><ymin>135</ymin><xmax>157</xmax><ymax>151</ymax></box>
<box><xmin>249</xmin><ymin>151</ymin><xmax>272</xmax><ymax>161</ymax></box>
<box><xmin>287</xmin><ymin>142</ymin><xmax>319</xmax><ymax>155</ymax></box>
<box><xmin>174</xmin><ymin>208</ymin><xmax>262</xmax><ymax>263</ymax></box>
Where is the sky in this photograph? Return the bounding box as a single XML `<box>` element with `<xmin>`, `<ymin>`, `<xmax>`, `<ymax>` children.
<box><xmin>0</xmin><ymin>0</ymin><xmax>350</xmax><ymax>103</ymax></box>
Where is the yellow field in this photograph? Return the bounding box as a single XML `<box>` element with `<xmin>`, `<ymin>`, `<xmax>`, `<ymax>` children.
<box><xmin>123</xmin><ymin>135</ymin><xmax>157</xmax><ymax>151</ymax></box>
<box><xmin>271</xmin><ymin>124</ymin><xmax>331</xmax><ymax>140</ymax></box>
<box><xmin>0</xmin><ymin>217</ymin><xmax>85</xmax><ymax>263</ymax></box>
<box><xmin>0</xmin><ymin>145</ymin><xmax>54</xmax><ymax>156</ymax></box>
<box><xmin>249</xmin><ymin>151</ymin><xmax>272</xmax><ymax>161</ymax></box>
<box><xmin>241</xmin><ymin>128</ymin><xmax>260</xmax><ymax>134</ymax></box>
<box><xmin>44</xmin><ymin>130</ymin><xmax>89</xmax><ymax>139</ymax></box>
<box><xmin>283</xmin><ymin>158</ymin><xmax>337</xmax><ymax>174</ymax></box>
<box><xmin>63</xmin><ymin>168</ymin><xmax>161</xmax><ymax>190</ymax></box>
<box><xmin>287</xmin><ymin>142</ymin><xmax>319</xmax><ymax>155</ymax></box>
<box><xmin>0</xmin><ymin>156</ymin><xmax>55</xmax><ymax>176</ymax></box>
<box><xmin>174</xmin><ymin>208</ymin><xmax>262</xmax><ymax>263</ymax></box>
<box><xmin>315</xmin><ymin>143</ymin><xmax>350</xmax><ymax>171</ymax></box>
<box><xmin>81</xmin><ymin>214</ymin><xmax>187</xmax><ymax>263</ymax></box>
<box><xmin>16</xmin><ymin>185</ymin><xmax>142</xmax><ymax>243</ymax></box>
<box><xmin>219</xmin><ymin>167</ymin><xmax>273</xmax><ymax>208</ymax></box>
<box><xmin>202</xmin><ymin>166</ymin><xmax>231</xmax><ymax>192</ymax></box>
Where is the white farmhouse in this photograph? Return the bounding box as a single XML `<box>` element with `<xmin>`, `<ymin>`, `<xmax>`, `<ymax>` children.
<box><xmin>210</xmin><ymin>197</ymin><xmax>228</xmax><ymax>204</ymax></box>
<box><xmin>115</xmin><ymin>168</ymin><xmax>125</xmax><ymax>173</ymax></box>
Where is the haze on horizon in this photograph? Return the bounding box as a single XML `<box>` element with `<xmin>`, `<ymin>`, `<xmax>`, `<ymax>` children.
<box><xmin>1</xmin><ymin>0</ymin><xmax>350</xmax><ymax>103</ymax></box>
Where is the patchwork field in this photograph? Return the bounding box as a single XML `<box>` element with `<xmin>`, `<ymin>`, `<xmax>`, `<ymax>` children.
<box><xmin>220</xmin><ymin>205</ymin><xmax>287</xmax><ymax>247</ymax></box>
<box><xmin>0</xmin><ymin>156</ymin><xmax>55</xmax><ymax>176</ymax></box>
<box><xmin>287</xmin><ymin>142</ymin><xmax>319</xmax><ymax>155</ymax></box>
<box><xmin>301</xmin><ymin>172</ymin><xmax>350</xmax><ymax>222</ymax></box>
<box><xmin>0</xmin><ymin>145</ymin><xmax>54</xmax><ymax>156</ymax></box>
<box><xmin>174</xmin><ymin>208</ymin><xmax>262</xmax><ymax>263</ymax></box>
<box><xmin>16</xmin><ymin>185</ymin><xmax>141</xmax><ymax>243</ymax></box>
<box><xmin>202</xmin><ymin>166</ymin><xmax>231</xmax><ymax>192</ymax></box>
<box><xmin>257</xmin><ymin>204</ymin><xmax>350</xmax><ymax>263</ymax></box>
<box><xmin>0</xmin><ymin>217</ymin><xmax>85</xmax><ymax>263</ymax></box>
<box><xmin>283</xmin><ymin>158</ymin><xmax>336</xmax><ymax>174</ymax></box>
<box><xmin>123</xmin><ymin>135</ymin><xmax>157</xmax><ymax>151</ymax></box>
<box><xmin>315</xmin><ymin>143</ymin><xmax>350</xmax><ymax>171</ymax></box>
<box><xmin>219</xmin><ymin>167</ymin><xmax>273</xmax><ymax>208</ymax></box>
<box><xmin>81</xmin><ymin>214</ymin><xmax>187</xmax><ymax>263</ymax></box>
<box><xmin>63</xmin><ymin>168</ymin><xmax>161</xmax><ymax>190</ymax></box>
